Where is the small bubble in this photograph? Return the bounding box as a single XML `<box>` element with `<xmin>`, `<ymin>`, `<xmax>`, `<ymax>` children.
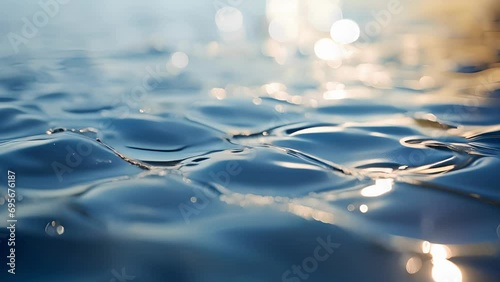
<box><xmin>45</xmin><ymin>221</ymin><xmax>65</xmax><ymax>236</ymax></box>
<box><xmin>347</xmin><ymin>204</ymin><xmax>355</xmax><ymax>211</ymax></box>
<box><xmin>274</xmin><ymin>104</ymin><xmax>284</xmax><ymax>113</ymax></box>
<box><xmin>252</xmin><ymin>97</ymin><xmax>262</xmax><ymax>105</ymax></box>
<box><xmin>190</xmin><ymin>197</ymin><xmax>197</xmax><ymax>203</ymax></box>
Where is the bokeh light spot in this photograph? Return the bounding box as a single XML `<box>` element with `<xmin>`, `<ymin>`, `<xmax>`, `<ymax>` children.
<box><xmin>330</xmin><ymin>19</ymin><xmax>360</xmax><ymax>44</ymax></box>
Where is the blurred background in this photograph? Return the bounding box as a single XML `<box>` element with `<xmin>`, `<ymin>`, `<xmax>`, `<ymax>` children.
<box><xmin>0</xmin><ymin>1</ymin><xmax>499</xmax><ymax>282</ymax></box>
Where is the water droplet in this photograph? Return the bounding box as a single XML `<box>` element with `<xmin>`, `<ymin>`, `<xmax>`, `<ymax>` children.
<box><xmin>252</xmin><ymin>97</ymin><xmax>262</xmax><ymax>105</ymax></box>
<box><xmin>45</xmin><ymin>221</ymin><xmax>65</xmax><ymax>236</ymax></box>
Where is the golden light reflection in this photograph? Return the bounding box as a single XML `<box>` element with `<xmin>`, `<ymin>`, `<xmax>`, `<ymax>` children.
<box><xmin>210</xmin><ymin>87</ymin><xmax>226</xmax><ymax>100</ymax></box>
<box><xmin>263</xmin><ymin>82</ymin><xmax>286</xmax><ymax>94</ymax></box>
<box><xmin>307</xmin><ymin>0</ymin><xmax>342</xmax><ymax>32</ymax></box>
<box><xmin>289</xmin><ymin>95</ymin><xmax>303</xmax><ymax>104</ymax></box>
<box><xmin>420</xmin><ymin>241</ymin><xmax>462</xmax><ymax>282</ymax></box>
<box><xmin>264</xmin><ymin>0</ymin><xmax>353</xmax><ymax>64</ymax></box>
<box><xmin>289</xmin><ymin>126</ymin><xmax>342</xmax><ymax>136</ymax></box>
<box><xmin>273</xmin><ymin>161</ymin><xmax>320</xmax><ymax>170</ymax></box>
<box><xmin>220</xmin><ymin>193</ymin><xmax>336</xmax><ymax>225</ymax></box>
<box><xmin>323</xmin><ymin>89</ymin><xmax>346</xmax><ymax>100</ymax></box>
<box><xmin>430</xmin><ymin>244</ymin><xmax>451</xmax><ymax>260</ymax></box>
<box><xmin>323</xmin><ymin>82</ymin><xmax>346</xmax><ymax>100</ymax></box>
<box><xmin>266</xmin><ymin>0</ymin><xmax>299</xmax><ymax>20</ymax></box>
<box><xmin>287</xmin><ymin>202</ymin><xmax>335</xmax><ymax>224</ymax></box>
<box><xmin>361</xmin><ymin>178</ymin><xmax>394</xmax><ymax>197</ymax></box>
<box><xmin>356</xmin><ymin>63</ymin><xmax>379</xmax><ymax>82</ymax></box>
<box><xmin>314</xmin><ymin>38</ymin><xmax>343</xmax><ymax>61</ymax></box>
<box><xmin>262</xmin><ymin>39</ymin><xmax>290</xmax><ymax>64</ymax></box>
<box><xmin>432</xmin><ymin>259</ymin><xmax>462</xmax><ymax>282</ymax></box>
<box><xmin>266</xmin><ymin>0</ymin><xmax>299</xmax><ymax>43</ymax></box>
<box><xmin>274</xmin><ymin>91</ymin><xmax>289</xmax><ymax>101</ymax></box>
<box><xmin>220</xmin><ymin>193</ymin><xmax>275</xmax><ymax>207</ymax></box>
<box><xmin>403</xmin><ymin>75</ymin><xmax>437</xmax><ymax>91</ymax></box>
<box><xmin>422</xmin><ymin>241</ymin><xmax>431</xmax><ymax>254</ymax></box>
<box><xmin>406</xmin><ymin>256</ymin><xmax>423</xmax><ymax>274</ymax></box>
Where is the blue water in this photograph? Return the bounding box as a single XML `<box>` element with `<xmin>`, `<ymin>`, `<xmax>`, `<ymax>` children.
<box><xmin>0</xmin><ymin>1</ymin><xmax>499</xmax><ymax>281</ymax></box>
